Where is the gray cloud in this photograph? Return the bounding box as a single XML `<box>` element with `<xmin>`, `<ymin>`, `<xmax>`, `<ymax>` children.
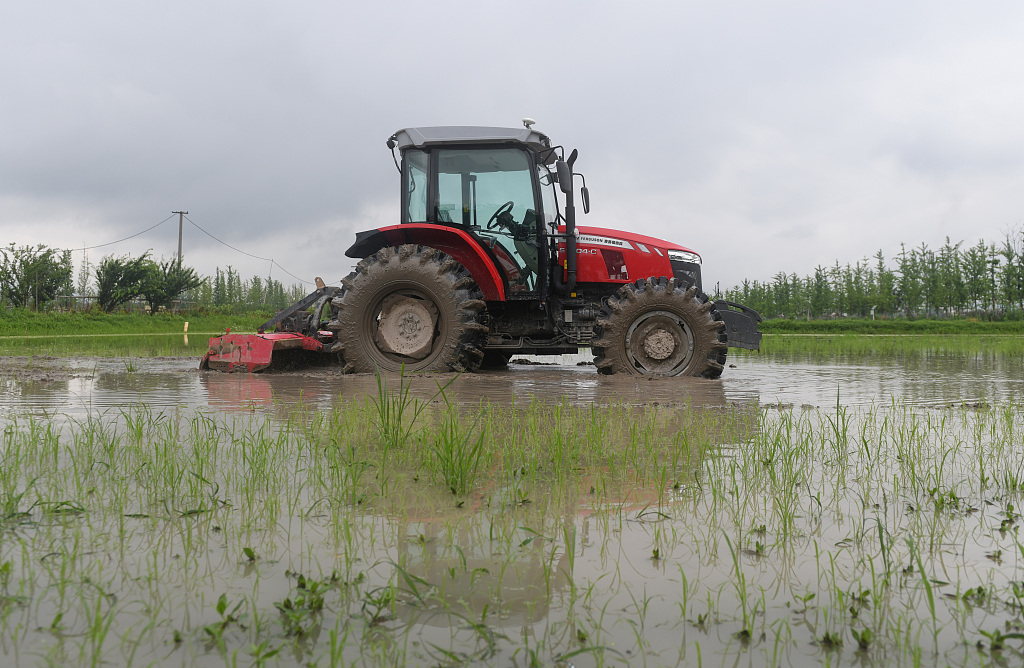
<box><xmin>2</xmin><ymin>1</ymin><xmax>1023</xmax><ymax>292</ymax></box>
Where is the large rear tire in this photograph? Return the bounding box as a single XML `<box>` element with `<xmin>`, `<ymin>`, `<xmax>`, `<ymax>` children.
<box><xmin>327</xmin><ymin>245</ymin><xmax>489</xmax><ymax>373</ymax></box>
<box><xmin>592</xmin><ymin>277</ymin><xmax>727</xmax><ymax>378</ymax></box>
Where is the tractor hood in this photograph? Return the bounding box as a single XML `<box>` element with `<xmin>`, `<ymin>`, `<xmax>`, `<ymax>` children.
<box><xmin>574</xmin><ymin>226</ymin><xmax>702</xmax><ymax>264</ymax></box>
<box><xmin>556</xmin><ymin>225</ymin><xmax>705</xmax><ymax>293</ymax></box>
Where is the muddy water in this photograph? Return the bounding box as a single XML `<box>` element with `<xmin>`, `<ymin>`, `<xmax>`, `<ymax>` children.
<box><xmin>2</xmin><ymin>349</ymin><xmax>1022</xmax><ymax>419</ymax></box>
<box><xmin>3</xmin><ymin>350</ymin><xmax>1024</xmax><ymax>666</ymax></box>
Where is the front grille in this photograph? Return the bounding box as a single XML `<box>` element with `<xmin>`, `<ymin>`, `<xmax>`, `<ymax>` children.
<box><xmin>670</xmin><ymin>260</ymin><xmax>702</xmax><ymax>292</ymax></box>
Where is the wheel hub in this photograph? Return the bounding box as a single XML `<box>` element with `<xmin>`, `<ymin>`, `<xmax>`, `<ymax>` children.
<box><xmin>625</xmin><ymin>310</ymin><xmax>695</xmax><ymax>375</ymax></box>
<box><xmin>374</xmin><ymin>294</ymin><xmax>438</xmax><ymax>359</ymax></box>
<box><xmin>642</xmin><ymin>328</ymin><xmax>676</xmax><ymax>360</ymax></box>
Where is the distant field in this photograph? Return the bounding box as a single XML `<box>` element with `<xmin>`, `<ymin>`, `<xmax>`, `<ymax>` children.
<box><xmin>0</xmin><ymin>310</ymin><xmax>275</xmax><ymax>357</ymax></box>
<box><xmin>5</xmin><ymin>310</ymin><xmax>1022</xmax><ymax>337</ymax></box>
<box><xmin>2</xmin><ymin>310</ymin><xmax>1022</xmax><ymax>359</ymax></box>
<box><xmin>759</xmin><ymin>317</ymin><xmax>1024</xmax><ymax>334</ymax></box>
<box><xmin>0</xmin><ymin>309</ymin><xmax>271</xmax><ymax>337</ymax></box>
<box><xmin>744</xmin><ymin>334</ymin><xmax>1023</xmax><ymax>358</ymax></box>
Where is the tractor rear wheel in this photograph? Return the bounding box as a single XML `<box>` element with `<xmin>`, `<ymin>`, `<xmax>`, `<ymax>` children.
<box><xmin>592</xmin><ymin>277</ymin><xmax>727</xmax><ymax>378</ymax></box>
<box><xmin>328</xmin><ymin>245</ymin><xmax>489</xmax><ymax>373</ymax></box>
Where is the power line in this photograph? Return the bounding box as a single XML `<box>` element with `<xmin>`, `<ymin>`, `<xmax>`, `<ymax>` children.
<box><xmin>77</xmin><ymin>214</ymin><xmax>176</xmax><ymax>250</ymax></box>
<box><xmin>183</xmin><ymin>215</ymin><xmax>271</xmax><ymax>261</ymax></box>
<box><xmin>271</xmin><ymin>260</ymin><xmax>314</xmax><ymax>286</ymax></box>
<box><xmin>184</xmin><ymin>215</ymin><xmax>311</xmax><ymax>284</ymax></box>
<box><xmin>64</xmin><ymin>212</ymin><xmax>314</xmax><ymax>287</ymax></box>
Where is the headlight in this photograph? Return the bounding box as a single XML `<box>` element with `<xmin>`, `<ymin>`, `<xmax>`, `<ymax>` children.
<box><xmin>668</xmin><ymin>249</ymin><xmax>701</xmax><ymax>264</ymax></box>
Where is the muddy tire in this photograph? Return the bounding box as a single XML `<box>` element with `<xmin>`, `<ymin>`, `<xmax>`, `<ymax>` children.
<box><xmin>327</xmin><ymin>245</ymin><xmax>489</xmax><ymax>373</ymax></box>
<box><xmin>591</xmin><ymin>277</ymin><xmax>727</xmax><ymax>378</ymax></box>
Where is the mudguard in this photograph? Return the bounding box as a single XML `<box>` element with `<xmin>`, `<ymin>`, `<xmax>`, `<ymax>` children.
<box><xmin>714</xmin><ymin>300</ymin><xmax>763</xmax><ymax>351</ymax></box>
<box><xmin>346</xmin><ymin>225</ymin><xmax>506</xmax><ymax>300</ymax></box>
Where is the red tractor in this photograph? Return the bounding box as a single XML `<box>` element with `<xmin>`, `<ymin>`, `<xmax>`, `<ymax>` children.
<box><xmin>202</xmin><ymin>122</ymin><xmax>761</xmax><ymax>376</ymax></box>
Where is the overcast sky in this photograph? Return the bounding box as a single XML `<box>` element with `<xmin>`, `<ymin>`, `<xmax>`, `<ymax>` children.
<box><xmin>2</xmin><ymin>1</ymin><xmax>1023</xmax><ymax>293</ymax></box>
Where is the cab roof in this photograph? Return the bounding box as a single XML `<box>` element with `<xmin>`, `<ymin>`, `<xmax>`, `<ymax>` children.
<box><xmin>391</xmin><ymin>126</ymin><xmax>554</xmax><ymax>160</ymax></box>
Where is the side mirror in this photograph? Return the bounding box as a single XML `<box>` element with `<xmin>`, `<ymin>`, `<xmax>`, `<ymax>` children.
<box><xmin>556</xmin><ymin>160</ymin><xmax>572</xmax><ymax>195</ymax></box>
<box><xmin>581</xmin><ymin>186</ymin><xmax>590</xmax><ymax>214</ymax></box>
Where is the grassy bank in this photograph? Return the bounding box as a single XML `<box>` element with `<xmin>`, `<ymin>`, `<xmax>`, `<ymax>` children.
<box><xmin>0</xmin><ymin>309</ymin><xmax>271</xmax><ymax>337</ymax></box>
<box><xmin>0</xmin><ymin>310</ymin><xmax>273</xmax><ymax>357</ymax></box>
<box><xmin>3</xmin><ymin>310</ymin><xmax>1022</xmax><ymax>360</ymax></box>
<box><xmin>748</xmin><ymin>333</ymin><xmax>1024</xmax><ymax>357</ymax></box>
<box><xmin>9</xmin><ymin>310</ymin><xmax>1022</xmax><ymax>338</ymax></box>
<box><xmin>760</xmin><ymin>317</ymin><xmax>1024</xmax><ymax>334</ymax></box>
<box><xmin>746</xmin><ymin>319</ymin><xmax>1024</xmax><ymax>357</ymax></box>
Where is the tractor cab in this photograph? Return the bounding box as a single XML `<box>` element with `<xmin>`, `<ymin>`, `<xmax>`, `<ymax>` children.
<box><xmin>392</xmin><ymin>126</ymin><xmax>562</xmax><ymax>297</ymax></box>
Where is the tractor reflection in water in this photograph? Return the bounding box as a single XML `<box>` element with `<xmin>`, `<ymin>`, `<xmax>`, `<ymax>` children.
<box><xmin>392</xmin><ymin>516</ymin><xmax>573</xmax><ymax>634</ymax></box>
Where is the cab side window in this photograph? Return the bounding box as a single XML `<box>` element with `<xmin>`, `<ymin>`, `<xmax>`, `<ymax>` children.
<box><xmin>402</xmin><ymin>149</ymin><xmax>428</xmax><ymax>223</ymax></box>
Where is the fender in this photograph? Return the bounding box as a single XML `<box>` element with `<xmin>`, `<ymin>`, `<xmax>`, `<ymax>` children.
<box><xmin>346</xmin><ymin>224</ymin><xmax>506</xmax><ymax>300</ymax></box>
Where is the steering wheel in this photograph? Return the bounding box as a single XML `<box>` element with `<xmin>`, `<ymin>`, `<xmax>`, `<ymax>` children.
<box><xmin>486</xmin><ymin>201</ymin><xmax>515</xmax><ymax>230</ymax></box>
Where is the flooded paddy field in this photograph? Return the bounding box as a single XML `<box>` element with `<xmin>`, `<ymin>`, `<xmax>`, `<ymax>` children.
<box><xmin>2</xmin><ymin>341</ymin><xmax>1024</xmax><ymax>666</ymax></box>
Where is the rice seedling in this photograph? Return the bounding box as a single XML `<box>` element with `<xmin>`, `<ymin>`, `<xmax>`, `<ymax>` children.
<box><xmin>428</xmin><ymin>407</ymin><xmax>487</xmax><ymax>497</ymax></box>
<box><xmin>0</xmin><ymin>359</ymin><xmax>1023</xmax><ymax>665</ymax></box>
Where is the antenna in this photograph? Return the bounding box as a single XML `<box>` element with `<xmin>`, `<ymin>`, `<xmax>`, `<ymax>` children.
<box><xmin>522</xmin><ymin>118</ymin><xmax>536</xmax><ymax>129</ymax></box>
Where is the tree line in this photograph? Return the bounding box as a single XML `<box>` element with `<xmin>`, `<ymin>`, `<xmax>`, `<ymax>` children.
<box><xmin>722</xmin><ymin>232</ymin><xmax>1024</xmax><ymax>320</ymax></box>
<box><xmin>11</xmin><ymin>231</ymin><xmax>1024</xmax><ymax>321</ymax></box>
<box><xmin>0</xmin><ymin>244</ymin><xmax>304</xmax><ymax>314</ymax></box>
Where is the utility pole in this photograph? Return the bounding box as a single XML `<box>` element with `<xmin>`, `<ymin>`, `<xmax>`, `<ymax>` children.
<box><xmin>172</xmin><ymin>211</ymin><xmax>188</xmax><ymax>265</ymax></box>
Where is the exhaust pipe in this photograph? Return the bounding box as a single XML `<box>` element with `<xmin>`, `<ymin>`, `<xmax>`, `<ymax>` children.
<box><xmin>556</xmin><ymin>149</ymin><xmax>579</xmax><ymax>294</ymax></box>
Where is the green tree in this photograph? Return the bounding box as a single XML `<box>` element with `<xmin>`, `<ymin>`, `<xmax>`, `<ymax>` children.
<box><xmin>998</xmin><ymin>237</ymin><xmax>1022</xmax><ymax>317</ymax></box>
<box><xmin>771</xmin><ymin>272</ymin><xmax>790</xmax><ymax>317</ymax></box>
<box><xmin>227</xmin><ymin>267</ymin><xmax>243</xmax><ymax>304</ymax></box>
<box><xmin>962</xmin><ymin>239</ymin><xmax>989</xmax><ymax>313</ymax></box>
<box><xmin>917</xmin><ymin>243</ymin><xmax>940</xmax><ymax>316</ymax></box>
<box><xmin>266</xmin><ymin>277</ymin><xmax>294</xmax><ymax>311</ymax></box>
<box><xmin>76</xmin><ymin>250</ymin><xmax>92</xmax><ymax>299</ymax></box>
<box><xmin>809</xmin><ymin>265</ymin><xmax>831</xmax><ymax>317</ymax></box>
<box><xmin>872</xmin><ymin>250</ymin><xmax>896</xmax><ymax>317</ymax></box>
<box><xmin>987</xmin><ymin>243</ymin><xmax>1001</xmax><ymax>311</ymax></box>
<box><xmin>195</xmin><ymin>276</ymin><xmax>214</xmax><ymax>308</ymax></box>
<box><xmin>829</xmin><ymin>262</ymin><xmax>846</xmax><ymax>315</ymax></box>
<box><xmin>847</xmin><ymin>259</ymin><xmax>873</xmax><ymax>317</ymax></box>
<box><xmin>213</xmin><ymin>268</ymin><xmax>227</xmax><ymax>306</ymax></box>
<box><xmin>246</xmin><ymin>275</ymin><xmax>264</xmax><ymax>308</ymax></box>
<box><xmin>936</xmin><ymin>237</ymin><xmax>965</xmax><ymax>316</ymax></box>
<box><xmin>140</xmin><ymin>259</ymin><xmax>202</xmax><ymax>315</ymax></box>
<box><xmin>0</xmin><ymin>243</ymin><xmax>73</xmax><ymax>309</ymax></box>
<box><xmin>895</xmin><ymin>244</ymin><xmax>922</xmax><ymax>317</ymax></box>
<box><xmin>96</xmin><ymin>252</ymin><xmax>151</xmax><ymax>312</ymax></box>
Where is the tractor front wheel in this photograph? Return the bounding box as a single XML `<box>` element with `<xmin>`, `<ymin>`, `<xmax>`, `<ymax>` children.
<box><xmin>328</xmin><ymin>245</ymin><xmax>489</xmax><ymax>373</ymax></box>
<box><xmin>592</xmin><ymin>277</ymin><xmax>727</xmax><ymax>378</ymax></box>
